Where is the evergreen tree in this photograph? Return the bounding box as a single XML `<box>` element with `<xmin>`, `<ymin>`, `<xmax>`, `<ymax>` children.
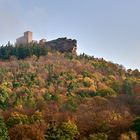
<box><xmin>0</xmin><ymin>43</ymin><xmax>48</xmax><ymax>60</ymax></box>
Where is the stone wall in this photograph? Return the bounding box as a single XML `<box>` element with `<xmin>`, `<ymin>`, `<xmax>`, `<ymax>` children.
<box><xmin>16</xmin><ymin>31</ymin><xmax>33</xmax><ymax>45</ymax></box>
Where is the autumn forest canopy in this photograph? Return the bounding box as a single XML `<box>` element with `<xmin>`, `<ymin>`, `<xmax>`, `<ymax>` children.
<box><xmin>0</xmin><ymin>44</ymin><xmax>140</xmax><ymax>139</ymax></box>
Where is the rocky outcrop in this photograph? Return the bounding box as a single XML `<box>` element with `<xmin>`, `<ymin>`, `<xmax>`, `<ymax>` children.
<box><xmin>45</xmin><ymin>37</ymin><xmax>77</xmax><ymax>54</ymax></box>
<box><xmin>16</xmin><ymin>31</ymin><xmax>77</xmax><ymax>54</ymax></box>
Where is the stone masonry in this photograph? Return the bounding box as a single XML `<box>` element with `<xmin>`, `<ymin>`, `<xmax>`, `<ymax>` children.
<box><xmin>16</xmin><ymin>31</ymin><xmax>33</xmax><ymax>45</ymax></box>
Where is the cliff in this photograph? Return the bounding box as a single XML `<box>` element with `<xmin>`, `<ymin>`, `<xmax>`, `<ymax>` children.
<box><xmin>45</xmin><ymin>37</ymin><xmax>77</xmax><ymax>54</ymax></box>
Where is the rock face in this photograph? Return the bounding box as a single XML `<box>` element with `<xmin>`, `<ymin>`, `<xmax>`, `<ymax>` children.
<box><xmin>45</xmin><ymin>37</ymin><xmax>77</xmax><ymax>54</ymax></box>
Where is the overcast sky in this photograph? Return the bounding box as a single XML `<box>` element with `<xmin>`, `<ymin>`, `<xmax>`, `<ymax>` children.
<box><xmin>0</xmin><ymin>0</ymin><xmax>140</xmax><ymax>69</ymax></box>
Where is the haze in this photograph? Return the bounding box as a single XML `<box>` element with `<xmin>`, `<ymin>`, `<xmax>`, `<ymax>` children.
<box><xmin>0</xmin><ymin>0</ymin><xmax>140</xmax><ymax>69</ymax></box>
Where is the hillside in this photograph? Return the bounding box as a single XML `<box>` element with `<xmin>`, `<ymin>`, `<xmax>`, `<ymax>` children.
<box><xmin>0</xmin><ymin>49</ymin><xmax>140</xmax><ymax>139</ymax></box>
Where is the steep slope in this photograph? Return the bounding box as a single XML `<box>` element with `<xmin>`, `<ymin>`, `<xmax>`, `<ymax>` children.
<box><xmin>0</xmin><ymin>52</ymin><xmax>140</xmax><ymax>139</ymax></box>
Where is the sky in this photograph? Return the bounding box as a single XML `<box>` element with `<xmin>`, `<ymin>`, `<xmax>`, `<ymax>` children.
<box><xmin>0</xmin><ymin>0</ymin><xmax>140</xmax><ymax>69</ymax></box>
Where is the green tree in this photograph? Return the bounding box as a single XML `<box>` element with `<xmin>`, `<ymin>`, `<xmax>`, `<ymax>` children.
<box><xmin>6</xmin><ymin>112</ymin><xmax>29</xmax><ymax>128</ymax></box>
<box><xmin>0</xmin><ymin>85</ymin><xmax>9</xmax><ymax>110</ymax></box>
<box><xmin>96</xmin><ymin>88</ymin><xmax>117</xmax><ymax>97</ymax></box>
<box><xmin>0</xmin><ymin>43</ymin><xmax>48</xmax><ymax>60</ymax></box>
<box><xmin>43</xmin><ymin>91</ymin><xmax>52</xmax><ymax>101</ymax></box>
<box><xmin>45</xmin><ymin>121</ymin><xmax>79</xmax><ymax>140</ymax></box>
<box><xmin>60</xmin><ymin>121</ymin><xmax>79</xmax><ymax>140</ymax></box>
<box><xmin>67</xmin><ymin>81</ymin><xmax>77</xmax><ymax>93</ymax></box>
<box><xmin>132</xmin><ymin>117</ymin><xmax>140</xmax><ymax>138</ymax></box>
<box><xmin>45</xmin><ymin>121</ymin><xmax>61</xmax><ymax>140</ymax></box>
<box><xmin>51</xmin><ymin>94</ymin><xmax>60</xmax><ymax>101</ymax></box>
<box><xmin>30</xmin><ymin>111</ymin><xmax>44</xmax><ymax>124</ymax></box>
<box><xmin>0</xmin><ymin>116</ymin><xmax>9</xmax><ymax>140</ymax></box>
<box><xmin>61</xmin><ymin>98</ymin><xmax>77</xmax><ymax>112</ymax></box>
<box><xmin>122</xmin><ymin>79</ymin><xmax>134</xmax><ymax>95</ymax></box>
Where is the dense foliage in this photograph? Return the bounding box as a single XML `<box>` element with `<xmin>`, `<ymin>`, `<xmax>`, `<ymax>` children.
<box><xmin>0</xmin><ymin>116</ymin><xmax>9</xmax><ymax>140</ymax></box>
<box><xmin>132</xmin><ymin>117</ymin><xmax>140</xmax><ymax>138</ymax></box>
<box><xmin>0</xmin><ymin>43</ymin><xmax>48</xmax><ymax>59</ymax></box>
<box><xmin>0</xmin><ymin>50</ymin><xmax>139</xmax><ymax>139</ymax></box>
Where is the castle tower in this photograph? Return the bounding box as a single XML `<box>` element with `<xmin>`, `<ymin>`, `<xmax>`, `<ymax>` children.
<box><xmin>16</xmin><ymin>31</ymin><xmax>33</xmax><ymax>45</ymax></box>
<box><xmin>24</xmin><ymin>31</ymin><xmax>33</xmax><ymax>44</ymax></box>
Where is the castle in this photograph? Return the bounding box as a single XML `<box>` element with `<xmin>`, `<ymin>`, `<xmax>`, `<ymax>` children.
<box><xmin>16</xmin><ymin>31</ymin><xmax>77</xmax><ymax>54</ymax></box>
<box><xmin>16</xmin><ymin>31</ymin><xmax>33</xmax><ymax>46</ymax></box>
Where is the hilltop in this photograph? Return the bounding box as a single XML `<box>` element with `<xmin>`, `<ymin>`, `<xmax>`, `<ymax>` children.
<box><xmin>15</xmin><ymin>31</ymin><xmax>77</xmax><ymax>55</ymax></box>
<box><xmin>0</xmin><ymin>44</ymin><xmax>140</xmax><ymax>139</ymax></box>
<box><xmin>0</xmin><ymin>37</ymin><xmax>77</xmax><ymax>60</ymax></box>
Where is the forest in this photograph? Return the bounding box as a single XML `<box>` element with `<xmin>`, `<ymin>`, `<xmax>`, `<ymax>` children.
<box><xmin>0</xmin><ymin>44</ymin><xmax>140</xmax><ymax>140</ymax></box>
<box><xmin>0</xmin><ymin>43</ymin><xmax>48</xmax><ymax>59</ymax></box>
